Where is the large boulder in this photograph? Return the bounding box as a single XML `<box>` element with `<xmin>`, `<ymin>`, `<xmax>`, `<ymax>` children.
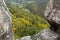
<box><xmin>44</xmin><ymin>0</ymin><xmax>60</xmax><ymax>33</ymax></box>
<box><xmin>36</xmin><ymin>29</ymin><xmax>59</xmax><ymax>40</ymax></box>
<box><xmin>18</xmin><ymin>36</ymin><xmax>32</xmax><ymax>40</ymax></box>
<box><xmin>31</xmin><ymin>29</ymin><xmax>59</xmax><ymax>40</ymax></box>
<box><xmin>44</xmin><ymin>0</ymin><xmax>60</xmax><ymax>23</ymax></box>
<box><xmin>0</xmin><ymin>0</ymin><xmax>13</xmax><ymax>40</ymax></box>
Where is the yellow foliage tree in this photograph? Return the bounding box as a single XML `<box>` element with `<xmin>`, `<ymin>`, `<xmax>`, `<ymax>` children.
<box><xmin>19</xmin><ymin>18</ymin><xmax>30</xmax><ymax>26</ymax></box>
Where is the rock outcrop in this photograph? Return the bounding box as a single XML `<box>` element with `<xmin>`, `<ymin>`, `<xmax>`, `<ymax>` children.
<box><xmin>44</xmin><ymin>0</ymin><xmax>60</xmax><ymax>33</ymax></box>
<box><xmin>33</xmin><ymin>29</ymin><xmax>59</xmax><ymax>40</ymax></box>
<box><xmin>0</xmin><ymin>0</ymin><xmax>13</xmax><ymax>40</ymax></box>
<box><xmin>19</xmin><ymin>36</ymin><xmax>32</xmax><ymax>40</ymax></box>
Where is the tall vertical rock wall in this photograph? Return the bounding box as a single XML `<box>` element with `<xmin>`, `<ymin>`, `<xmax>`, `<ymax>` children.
<box><xmin>0</xmin><ymin>0</ymin><xmax>13</xmax><ymax>40</ymax></box>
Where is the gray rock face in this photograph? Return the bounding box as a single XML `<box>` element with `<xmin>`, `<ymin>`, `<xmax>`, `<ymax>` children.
<box><xmin>19</xmin><ymin>36</ymin><xmax>32</xmax><ymax>40</ymax></box>
<box><xmin>31</xmin><ymin>29</ymin><xmax>59</xmax><ymax>40</ymax></box>
<box><xmin>44</xmin><ymin>0</ymin><xmax>60</xmax><ymax>33</ymax></box>
<box><xmin>44</xmin><ymin>0</ymin><xmax>60</xmax><ymax>24</ymax></box>
<box><xmin>44</xmin><ymin>0</ymin><xmax>60</xmax><ymax>39</ymax></box>
<box><xmin>0</xmin><ymin>0</ymin><xmax>13</xmax><ymax>40</ymax></box>
<box><xmin>36</xmin><ymin>29</ymin><xmax>59</xmax><ymax>40</ymax></box>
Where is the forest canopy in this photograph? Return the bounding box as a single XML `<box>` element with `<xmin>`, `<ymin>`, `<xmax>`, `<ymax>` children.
<box><xmin>6</xmin><ymin>0</ymin><xmax>50</xmax><ymax>39</ymax></box>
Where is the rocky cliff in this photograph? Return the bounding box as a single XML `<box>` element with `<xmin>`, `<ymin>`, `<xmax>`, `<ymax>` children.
<box><xmin>0</xmin><ymin>0</ymin><xmax>13</xmax><ymax>40</ymax></box>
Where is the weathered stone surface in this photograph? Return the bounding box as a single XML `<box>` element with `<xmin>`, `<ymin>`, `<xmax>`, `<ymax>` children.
<box><xmin>44</xmin><ymin>0</ymin><xmax>60</xmax><ymax>40</ymax></box>
<box><xmin>44</xmin><ymin>0</ymin><xmax>60</xmax><ymax>34</ymax></box>
<box><xmin>36</xmin><ymin>29</ymin><xmax>59</xmax><ymax>40</ymax></box>
<box><xmin>44</xmin><ymin>0</ymin><xmax>60</xmax><ymax>24</ymax></box>
<box><xmin>0</xmin><ymin>0</ymin><xmax>13</xmax><ymax>40</ymax></box>
<box><xmin>19</xmin><ymin>36</ymin><xmax>32</xmax><ymax>40</ymax></box>
<box><xmin>44</xmin><ymin>0</ymin><xmax>60</xmax><ymax>31</ymax></box>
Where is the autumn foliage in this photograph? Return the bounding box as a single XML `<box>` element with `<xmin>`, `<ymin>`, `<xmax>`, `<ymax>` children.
<box><xmin>7</xmin><ymin>4</ymin><xmax>50</xmax><ymax>39</ymax></box>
